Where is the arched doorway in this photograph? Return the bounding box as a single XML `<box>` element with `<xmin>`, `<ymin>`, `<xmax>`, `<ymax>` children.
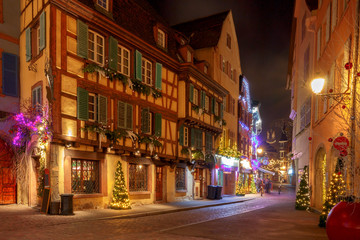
<box><xmin>314</xmin><ymin>148</ymin><xmax>326</xmax><ymax>210</ymax></box>
<box><xmin>0</xmin><ymin>139</ymin><xmax>16</xmax><ymax>204</ymax></box>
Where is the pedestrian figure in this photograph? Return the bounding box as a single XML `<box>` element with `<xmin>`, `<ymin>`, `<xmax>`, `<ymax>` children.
<box><xmin>260</xmin><ymin>180</ymin><xmax>265</xmax><ymax>196</ymax></box>
<box><xmin>265</xmin><ymin>178</ymin><xmax>269</xmax><ymax>193</ymax></box>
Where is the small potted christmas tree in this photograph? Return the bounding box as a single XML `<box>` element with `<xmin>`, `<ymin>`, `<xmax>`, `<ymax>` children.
<box><xmin>295</xmin><ymin>166</ymin><xmax>310</xmax><ymax>210</ymax></box>
<box><xmin>109</xmin><ymin>161</ymin><xmax>131</xmax><ymax>209</ymax></box>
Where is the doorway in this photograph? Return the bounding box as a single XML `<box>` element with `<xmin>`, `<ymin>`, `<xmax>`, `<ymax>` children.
<box><xmin>155</xmin><ymin>166</ymin><xmax>163</xmax><ymax>201</ymax></box>
<box><xmin>0</xmin><ymin>139</ymin><xmax>16</xmax><ymax>204</ymax></box>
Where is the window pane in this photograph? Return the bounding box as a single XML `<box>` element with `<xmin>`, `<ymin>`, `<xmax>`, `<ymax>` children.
<box><xmin>176</xmin><ymin>168</ymin><xmax>186</xmax><ymax>190</ymax></box>
<box><xmin>71</xmin><ymin>159</ymin><xmax>99</xmax><ymax>194</ymax></box>
<box><xmin>129</xmin><ymin>164</ymin><xmax>148</xmax><ymax>192</ymax></box>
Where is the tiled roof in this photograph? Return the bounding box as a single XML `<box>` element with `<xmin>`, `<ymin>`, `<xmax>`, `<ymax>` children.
<box><xmin>172</xmin><ymin>11</ymin><xmax>229</xmax><ymax>49</ymax></box>
<box><xmin>77</xmin><ymin>0</ymin><xmax>179</xmax><ymax>60</ymax></box>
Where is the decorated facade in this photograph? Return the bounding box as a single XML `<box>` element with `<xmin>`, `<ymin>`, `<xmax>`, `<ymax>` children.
<box><xmin>13</xmin><ymin>0</ymin><xmax>247</xmax><ymax>209</ymax></box>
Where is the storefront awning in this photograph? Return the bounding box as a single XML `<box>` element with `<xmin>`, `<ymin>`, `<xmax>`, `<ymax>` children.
<box><xmin>258</xmin><ymin>167</ymin><xmax>275</xmax><ymax>175</ymax></box>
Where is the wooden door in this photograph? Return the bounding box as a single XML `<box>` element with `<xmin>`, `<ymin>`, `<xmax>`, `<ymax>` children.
<box><xmin>0</xmin><ymin>139</ymin><xmax>16</xmax><ymax>204</ymax></box>
<box><xmin>155</xmin><ymin>166</ymin><xmax>163</xmax><ymax>201</ymax></box>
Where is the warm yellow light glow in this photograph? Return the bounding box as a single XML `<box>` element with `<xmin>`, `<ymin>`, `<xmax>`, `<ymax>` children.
<box><xmin>311</xmin><ymin>78</ymin><xmax>325</xmax><ymax>94</ymax></box>
<box><xmin>256</xmin><ymin>148</ymin><xmax>263</xmax><ymax>154</ymax></box>
<box><xmin>67</xmin><ymin>129</ymin><xmax>73</xmax><ymax>137</ymax></box>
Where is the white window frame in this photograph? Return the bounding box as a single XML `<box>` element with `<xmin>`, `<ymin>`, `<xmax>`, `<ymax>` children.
<box><xmin>215</xmin><ymin>101</ymin><xmax>219</xmax><ymax>116</ymax></box>
<box><xmin>88</xmin><ymin>93</ymin><xmax>96</xmax><ymax>122</ymax></box>
<box><xmin>97</xmin><ymin>0</ymin><xmax>109</xmax><ymax>11</ymax></box>
<box><xmin>157</xmin><ymin>29</ymin><xmax>166</xmax><ymax>48</ymax></box>
<box><xmin>184</xmin><ymin>127</ymin><xmax>189</xmax><ymax>147</ymax></box>
<box><xmin>117</xmin><ymin>45</ymin><xmax>130</xmax><ymax>76</ymax></box>
<box><xmin>205</xmin><ymin>96</ymin><xmax>210</xmax><ymax>112</ymax></box>
<box><xmin>88</xmin><ymin>30</ymin><xmax>104</xmax><ymax>65</ymax></box>
<box><xmin>142</xmin><ymin>58</ymin><xmax>152</xmax><ymax>86</ymax></box>
<box><xmin>193</xmin><ymin>88</ymin><xmax>199</xmax><ymax>106</ymax></box>
<box><xmin>186</xmin><ymin>51</ymin><xmax>192</xmax><ymax>63</ymax></box>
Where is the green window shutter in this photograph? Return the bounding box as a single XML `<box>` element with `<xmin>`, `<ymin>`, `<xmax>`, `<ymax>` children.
<box><xmin>98</xmin><ymin>95</ymin><xmax>107</xmax><ymax>124</ymax></box>
<box><xmin>201</xmin><ymin>91</ymin><xmax>206</xmax><ymax>109</ymax></box>
<box><xmin>189</xmin><ymin>84</ymin><xmax>194</xmax><ymax>103</ymax></box>
<box><xmin>211</xmin><ymin>98</ymin><xmax>215</xmax><ymax>114</ymax></box>
<box><xmin>126</xmin><ymin>104</ymin><xmax>133</xmax><ymax>129</ymax></box>
<box><xmin>109</xmin><ymin>36</ymin><xmax>118</xmax><ymax>70</ymax></box>
<box><xmin>77</xmin><ymin>87</ymin><xmax>89</xmax><ymax>121</ymax></box>
<box><xmin>39</xmin><ymin>11</ymin><xmax>46</xmax><ymax>51</ymax></box>
<box><xmin>135</xmin><ymin>50</ymin><xmax>142</xmax><ymax>81</ymax></box>
<box><xmin>77</xmin><ymin>20</ymin><xmax>88</xmax><ymax>59</ymax></box>
<box><xmin>155</xmin><ymin>62</ymin><xmax>162</xmax><ymax>90</ymax></box>
<box><xmin>154</xmin><ymin>113</ymin><xmax>162</xmax><ymax>137</ymax></box>
<box><xmin>197</xmin><ymin>129</ymin><xmax>203</xmax><ymax>149</ymax></box>
<box><xmin>25</xmin><ymin>28</ymin><xmax>31</xmax><ymax>62</ymax></box>
<box><xmin>179</xmin><ymin>125</ymin><xmax>184</xmax><ymax>146</ymax></box>
<box><xmin>141</xmin><ymin>108</ymin><xmax>150</xmax><ymax>133</ymax></box>
<box><xmin>191</xmin><ymin>128</ymin><xmax>195</xmax><ymax>147</ymax></box>
<box><xmin>117</xmin><ymin>101</ymin><xmax>126</xmax><ymax>128</ymax></box>
<box><xmin>220</xmin><ymin>103</ymin><xmax>224</xmax><ymax>119</ymax></box>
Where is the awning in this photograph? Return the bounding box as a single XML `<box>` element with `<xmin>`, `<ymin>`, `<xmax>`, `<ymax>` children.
<box><xmin>258</xmin><ymin>167</ymin><xmax>275</xmax><ymax>175</ymax></box>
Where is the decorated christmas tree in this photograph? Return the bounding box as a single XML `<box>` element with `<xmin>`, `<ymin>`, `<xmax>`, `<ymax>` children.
<box><xmin>236</xmin><ymin>173</ymin><xmax>246</xmax><ymax>196</ymax></box>
<box><xmin>319</xmin><ymin>159</ymin><xmax>345</xmax><ymax>227</ymax></box>
<box><xmin>109</xmin><ymin>161</ymin><xmax>131</xmax><ymax>209</ymax></box>
<box><xmin>295</xmin><ymin>166</ymin><xmax>310</xmax><ymax>210</ymax></box>
<box><xmin>249</xmin><ymin>174</ymin><xmax>257</xmax><ymax>194</ymax></box>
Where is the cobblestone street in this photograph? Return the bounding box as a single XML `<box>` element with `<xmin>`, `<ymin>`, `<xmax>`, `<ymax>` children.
<box><xmin>0</xmin><ymin>188</ymin><xmax>327</xmax><ymax>240</ymax></box>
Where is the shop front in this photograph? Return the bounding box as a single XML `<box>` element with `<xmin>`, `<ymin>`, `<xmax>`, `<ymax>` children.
<box><xmin>215</xmin><ymin>155</ymin><xmax>239</xmax><ymax>195</ymax></box>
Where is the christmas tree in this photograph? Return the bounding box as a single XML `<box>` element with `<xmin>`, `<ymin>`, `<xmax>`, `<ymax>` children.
<box><xmin>109</xmin><ymin>161</ymin><xmax>131</xmax><ymax>209</ymax></box>
<box><xmin>295</xmin><ymin>166</ymin><xmax>310</xmax><ymax>210</ymax></box>
<box><xmin>249</xmin><ymin>174</ymin><xmax>257</xmax><ymax>194</ymax></box>
<box><xmin>319</xmin><ymin>159</ymin><xmax>345</xmax><ymax>227</ymax></box>
<box><xmin>236</xmin><ymin>173</ymin><xmax>246</xmax><ymax>196</ymax></box>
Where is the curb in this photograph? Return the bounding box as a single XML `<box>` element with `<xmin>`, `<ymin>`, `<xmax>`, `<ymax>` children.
<box><xmin>96</xmin><ymin>197</ymin><xmax>256</xmax><ymax>221</ymax></box>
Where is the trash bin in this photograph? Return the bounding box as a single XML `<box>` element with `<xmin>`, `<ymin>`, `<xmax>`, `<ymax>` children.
<box><xmin>60</xmin><ymin>194</ymin><xmax>74</xmax><ymax>215</ymax></box>
<box><xmin>49</xmin><ymin>201</ymin><xmax>60</xmax><ymax>215</ymax></box>
<box><xmin>207</xmin><ymin>185</ymin><xmax>216</xmax><ymax>199</ymax></box>
<box><xmin>215</xmin><ymin>186</ymin><xmax>223</xmax><ymax>199</ymax></box>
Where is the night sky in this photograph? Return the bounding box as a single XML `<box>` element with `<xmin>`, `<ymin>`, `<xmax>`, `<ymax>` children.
<box><xmin>149</xmin><ymin>0</ymin><xmax>295</xmax><ymax>138</ymax></box>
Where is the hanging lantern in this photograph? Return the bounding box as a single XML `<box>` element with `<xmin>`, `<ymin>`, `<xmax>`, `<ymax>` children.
<box><xmin>345</xmin><ymin>62</ymin><xmax>353</xmax><ymax>70</ymax></box>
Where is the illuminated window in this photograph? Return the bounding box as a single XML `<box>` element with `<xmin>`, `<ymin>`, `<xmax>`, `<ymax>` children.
<box><xmin>142</xmin><ymin>58</ymin><xmax>152</xmax><ymax>86</ymax></box>
<box><xmin>205</xmin><ymin>96</ymin><xmax>210</xmax><ymax>112</ymax></box>
<box><xmin>88</xmin><ymin>30</ymin><xmax>104</xmax><ymax>65</ymax></box>
<box><xmin>129</xmin><ymin>164</ymin><xmax>148</xmax><ymax>192</ymax></box>
<box><xmin>71</xmin><ymin>159</ymin><xmax>100</xmax><ymax>194</ymax></box>
<box><xmin>175</xmin><ymin>167</ymin><xmax>186</xmax><ymax>190</ymax></box>
<box><xmin>97</xmin><ymin>0</ymin><xmax>109</xmax><ymax>11</ymax></box>
<box><xmin>184</xmin><ymin>127</ymin><xmax>189</xmax><ymax>147</ymax></box>
<box><xmin>193</xmin><ymin>88</ymin><xmax>199</xmax><ymax>106</ymax></box>
<box><xmin>157</xmin><ymin>29</ymin><xmax>166</xmax><ymax>48</ymax></box>
<box><xmin>215</xmin><ymin>101</ymin><xmax>219</xmax><ymax>116</ymax></box>
<box><xmin>88</xmin><ymin>93</ymin><xmax>96</xmax><ymax>122</ymax></box>
<box><xmin>117</xmin><ymin>45</ymin><xmax>130</xmax><ymax>76</ymax></box>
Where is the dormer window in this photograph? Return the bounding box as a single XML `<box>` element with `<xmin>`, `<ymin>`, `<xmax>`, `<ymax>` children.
<box><xmin>187</xmin><ymin>50</ymin><xmax>192</xmax><ymax>63</ymax></box>
<box><xmin>97</xmin><ymin>0</ymin><xmax>109</xmax><ymax>11</ymax></box>
<box><xmin>157</xmin><ymin>29</ymin><xmax>166</xmax><ymax>48</ymax></box>
<box><xmin>204</xmin><ymin>65</ymin><xmax>208</xmax><ymax>74</ymax></box>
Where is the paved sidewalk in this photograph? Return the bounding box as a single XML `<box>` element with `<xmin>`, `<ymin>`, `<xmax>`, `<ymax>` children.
<box><xmin>0</xmin><ymin>194</ymin><xmax>257</xmax><ymax>231</ymax></box>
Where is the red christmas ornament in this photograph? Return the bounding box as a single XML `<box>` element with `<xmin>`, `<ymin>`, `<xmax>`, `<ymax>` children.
<box><xmin>326</xmin><ymin>202</ymin><xmax>360</xmax><ymax>240</ymax></box>
<box><xmin>338</xmin><ymin>172</ymin><xmax>341</xmax><ymax>175</ymax></box>
<box><xmin>308</xmin><ymin>137</ymin><xmax>312</xmax><ymax>141</ymax></box>
<box><xmin>345</xmin><ymin>62</ymin><xmax>353</xmax><ymax>70</ymax></box>
<box><xmin>329</xmin><ymin>89</ymin><xmax>334</xmax><ymax>93</ymax></box>
<box><xmin>342</xmin><ymin>105</ymin><xmax>346</xmax><ymax>109</ymax></box>
<box><xmin>357</xmin><ymin>72</ymin><xmax>360</xmax><ymax>77</ymax></box>
<box><xmin>328</xmin><ymin>138</ymin><xmax>333</xmax><ymax>142</ymax></box>
<box><xmin>340</xmin><ymin>150</ymin><xmax>348</xmax><ymax>157</ymax></box>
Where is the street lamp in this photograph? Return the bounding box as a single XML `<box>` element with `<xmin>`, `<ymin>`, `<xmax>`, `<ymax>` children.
<box><xmin>256</xmin><ymin>148</ymin><xmax>263</xmax><ymax>154</ymax></box>
<box><xmin>311</xmin><ymin>77</ymin><xmax>325</xmax><ymax>94</ymax></box>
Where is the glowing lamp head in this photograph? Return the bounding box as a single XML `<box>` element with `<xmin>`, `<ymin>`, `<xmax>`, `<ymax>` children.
<box><xmin>311</xmin><ymin>78</ymin><xmax>325</xmax><ymax>94</ymax></box>
<box><xmin>256</xmin><ymin>148</ymin><xmax>263</xmax><ymax>154</ymax></box>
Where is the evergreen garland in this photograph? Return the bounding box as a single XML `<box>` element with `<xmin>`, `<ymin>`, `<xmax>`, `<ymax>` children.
<box><xmin>109</xmin><ymin>161</ymin><xmax>131</xmax><ymax>209</ymax></box>
<box><xmin>319</xmin><ymin>160</ymin><xmax>345</xmax><ymax>227</ymax></box>
<box><xmin>83</xmin><ymin>63</ymin><xmax>162</xmax><ymax>99</ymax></box>
<box><xmin>295</xmin><ymin>166</ymin><xmax>310</xmax><ymax>210</ymax></box>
